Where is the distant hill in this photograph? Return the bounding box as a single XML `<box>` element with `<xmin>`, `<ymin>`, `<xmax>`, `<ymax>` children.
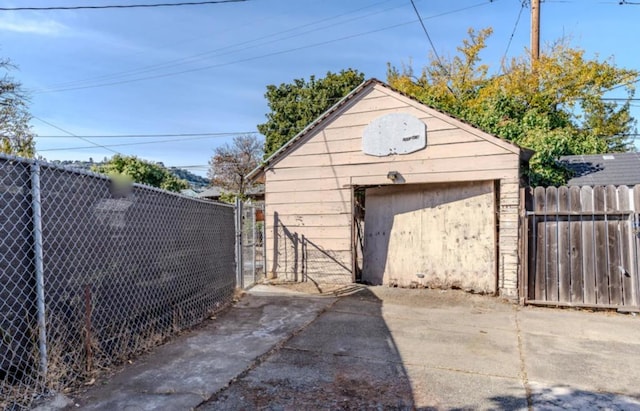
<box><xmin>168</xmin><ymin>167</ymin><xmax>209</xmax><ymax>189</ymax></box>
<box><xmin>49</xmin><ymin>159</ymin><xmax>210</xmax><ymax>189</ymax></box>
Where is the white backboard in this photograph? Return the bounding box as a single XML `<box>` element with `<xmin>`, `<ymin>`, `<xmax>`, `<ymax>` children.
<box><xmin>362</xmin><ymin>113</ymin><xmax>427</xmax><ymax>157</ymax></box>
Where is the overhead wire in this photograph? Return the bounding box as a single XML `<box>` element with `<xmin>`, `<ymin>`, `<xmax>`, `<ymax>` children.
<box><xmin>32</xmin><ymin>116</ymin><xmax>120</xmax><ymax>155</ymax></box>
<box><xmin>36</xmin><ymin>131</ymin><xmax>256</xmax><ymax>138</ymax></box>
<box><xmin>37</xmin><ymin>0</ymin><xmax>399</xmax><ymax>92</ymax></box>
<box><xmin>409</xmin><ymin>0</ymin><xmax>446</xmax><ymax>71</ymax></box>
<box><xmin>500</xmin><ymin>1</ymin><xmax>526</xmax><ymax>70</ymax></box>
<box><xmin>37</xmin><ymin>133</ymin><xmax>244</xmax><ymax>151</ymax></box>
<box><xmin>0</xmin><ymin>0</ymin><xmax>247</xmax><ymax>12</ymax></box>
<box><xmin>36</xmin><ymin>0</ymin><xmax>497</xmax><ymax>94</ymax></box>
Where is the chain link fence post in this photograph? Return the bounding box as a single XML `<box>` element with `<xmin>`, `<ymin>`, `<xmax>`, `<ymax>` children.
<box><xmin>235</xmin><ymin>197</ymin><xmax>243</xmax><ymax>289</ymax></box>
<box><xmin>252</xmin><ymin>204</ymin><xmax>257</xmax><ymax>286</ymax></box>
<box><xmin>30</xmin><ymin>160</ymin><xmax>48</xmax><ymax>383</ymax></box>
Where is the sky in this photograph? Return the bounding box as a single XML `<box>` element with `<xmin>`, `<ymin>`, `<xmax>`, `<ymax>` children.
<box><xmin>1</xmin><ymin>0</ymin><xmax>639</xmax><ymax>177</ymax></box>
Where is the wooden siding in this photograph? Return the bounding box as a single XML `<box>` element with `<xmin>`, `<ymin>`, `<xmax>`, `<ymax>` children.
<box><xmin>267</xmin><ymin>155</ymin><xmax>518</xmax><ymax>181</ymax></box>
<box><xmin>263</xmin><ymin>83</ymin><xmax>522</xmax><ymax>294</ymax></box>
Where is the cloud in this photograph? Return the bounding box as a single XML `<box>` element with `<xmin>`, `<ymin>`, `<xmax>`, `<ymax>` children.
<box><xmin>0</xmin><ymin>14</ymin><xmax>69</xmax><ymax>36</ymax></box>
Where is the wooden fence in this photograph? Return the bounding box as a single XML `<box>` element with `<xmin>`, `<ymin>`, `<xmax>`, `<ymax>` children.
<box><xmin>524</xmin><ymin>185</ymin><xmax>639</xmax><ymax>310</ymax></box>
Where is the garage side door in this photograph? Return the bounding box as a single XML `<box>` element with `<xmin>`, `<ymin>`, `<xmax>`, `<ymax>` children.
<box><xmin>363</xmin><ymin>181</ymin><xmax>496</xmax><ymax>293</ymax></box>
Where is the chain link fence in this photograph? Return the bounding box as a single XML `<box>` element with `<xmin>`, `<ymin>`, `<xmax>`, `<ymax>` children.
<box><xmin>236</xmin><ymin>201</ymin><xmax>265</xmax><ymax>289</ymax></box>
<box><xmin>0</xmin><ymin>155</ymin><xmax>236</xmax><ymax>410</ymax></box>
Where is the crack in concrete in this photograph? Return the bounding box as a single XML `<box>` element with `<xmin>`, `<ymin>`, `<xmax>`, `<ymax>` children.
<box><xmin>515</xmin><ymin>306</ymin><xmax>533</xmax><ymax>410</ymax></box>
<box><xmin>194</xmin><ymin>297</ymin><xmax>339</xmax><ymax>409</ymax></box>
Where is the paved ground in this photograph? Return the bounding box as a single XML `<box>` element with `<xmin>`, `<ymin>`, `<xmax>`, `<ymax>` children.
<box><xmin>39</xmin><ymin>284</ymin><xmax>640</xmax><ymax>410</ymax></box>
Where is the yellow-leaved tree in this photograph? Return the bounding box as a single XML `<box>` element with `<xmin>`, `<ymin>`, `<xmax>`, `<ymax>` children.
<box><xmin>388</xmin><ymin>28</ymin><xmax>638</xmax><ymax>186</ymax></box>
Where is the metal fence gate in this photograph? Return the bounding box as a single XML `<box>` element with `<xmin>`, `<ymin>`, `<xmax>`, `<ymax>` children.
<box><xmin>0</xmin><ymin>155</ymin><xmax>236</xmax><ymax>410</ymax></box>
<box><xmin>524</xmin><ymin>185</ymin><xmax>640</xmax><ymax>310</ymax></box>
<box><xmin>235</xmin><ymin>200</ymin><xmax>265</xmax><ymax>289</ymax></box>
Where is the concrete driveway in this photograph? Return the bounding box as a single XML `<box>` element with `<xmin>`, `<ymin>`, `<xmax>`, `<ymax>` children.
<box><xmin>51</xmin><ymin>284</ymin><xmax>640</xmax><ymax>410</ymax></box>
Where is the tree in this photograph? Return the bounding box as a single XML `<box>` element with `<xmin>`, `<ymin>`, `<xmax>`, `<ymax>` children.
<box><xmin>208</xmin><ymin>134</ymin><xmax>263</xmax><ymax>200</ymax></box>
<box><xmin>258</xmin><ymin>68</ymin><xmax>366</xmax><ymax>158</ymax></box>
<box><xmin>92</xmin><ymin>154</ymin><xmax>189</xmax><ymax>192</ymax></box>
<box><xmin>388</xmin><ymin>29</ymin><xmax>638</xmax><ymax>186</ymax></box>
<box><xmin>1</xmin><ymin>58</ymin><xmax>35</xmax><ymax>157</ymax></box>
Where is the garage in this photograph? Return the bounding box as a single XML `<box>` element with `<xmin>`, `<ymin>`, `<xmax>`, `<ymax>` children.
<box><xmin>247</xmin><ymin>79</ymin><xmax>531</xmax><ymax>298</ymax></box>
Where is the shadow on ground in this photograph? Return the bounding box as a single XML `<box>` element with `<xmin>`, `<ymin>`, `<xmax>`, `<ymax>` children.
<box><xmin>199</xmin><ymin>288</ymin><xmax>415</xmax><ymax>410</ymax></box>
<box><xmin>491</xmin><ymin>384</ymin><xmax>640</xmax><ymax>411</ymax></box>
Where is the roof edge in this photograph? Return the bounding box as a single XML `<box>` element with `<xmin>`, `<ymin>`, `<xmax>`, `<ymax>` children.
<box><xmin>246</xmin><ymin>78</ymin><xmax>383</xmax><ymax>181</ymax></box>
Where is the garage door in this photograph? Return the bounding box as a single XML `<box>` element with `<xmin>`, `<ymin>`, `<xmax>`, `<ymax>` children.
<box><xmin>362</xmin><ymin>181</ymin><xmax>497</xmax><ymax>293</ymax></box>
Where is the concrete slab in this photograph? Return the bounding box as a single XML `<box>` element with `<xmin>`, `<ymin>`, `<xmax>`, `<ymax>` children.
<box><xmin>518</xmin><ymin>307</ymin><xmax>640</xmax><ymax>398</ymax></box>
<box><xmin>65</xmin><ymin>291</ymin><xmax>336</xmax><ymax>410</ymax></box>
<box><xmin>285</xmin><ymin>308</ymin><xmax>399</xmax><ymax>361</ymax></box>
<box><xmin>519</xmin><ymin>307</ymin><xmax>640</xmax><ymax>344</ymax></box>
<box><xmin>405</xmin><ymin>365</ymin><xmax>527</xmax><ymax>410</ymax></box>
<box><xmin>200</xmin><ymin>347</ymin><xmax>414</xmax><ymax>410</ymax></box>
<box><xmin>522</xmin><ymin>331</ymin><xmax>640</xmax><ymax>396</ymax></box>
<box><xmin>36</xmin><ymin>285</ymin><xmax>640</xmax><ymax>410</ymax></box>
<box><xmin>380</xmin><ymin>302</ymin><xmax>518</xmax><ymax>334</ymax></box>
<box><xmin>384</xmin><ymin>316</ymin><xmax>521</xmax><ymax>378</ymax></box>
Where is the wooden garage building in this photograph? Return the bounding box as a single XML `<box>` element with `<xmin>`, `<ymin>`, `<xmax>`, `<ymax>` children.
<box><xmin>248</xmin><ymin>79</ymin><xmax>531</xmax><ymax>297</ymax></box>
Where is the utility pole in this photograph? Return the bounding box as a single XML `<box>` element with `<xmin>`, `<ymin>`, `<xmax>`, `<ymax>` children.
<box><xmin>530</xmin><ymin>0</ymin><xmax>540</xmax><ymax>62</ymax></box>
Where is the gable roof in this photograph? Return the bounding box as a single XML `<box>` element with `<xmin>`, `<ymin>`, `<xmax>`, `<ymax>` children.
<box><xmin>560</xmin><ymin>152</ymin><xmax>640</xmax><ymax>186</ymax></box>
<box><xmin>247</xmin><ymin>78</ymin><xmax>530</xmax><ymax>181</ymax></box>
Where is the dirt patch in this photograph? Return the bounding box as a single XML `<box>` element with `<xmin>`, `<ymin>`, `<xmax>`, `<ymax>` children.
<box><xmin>261</xmin><ymin>280</ymin><xmax>365</xmax><ymax>296</ymax></box>
<box><xmin>202</xmin><ymin>348</ymin><xmax>414</xmax><ymax>410</ymax></box>
<box><xmin>262</xmin><ymin>281</ymin><xmax>513</xmax><ymax>310</ymax></box>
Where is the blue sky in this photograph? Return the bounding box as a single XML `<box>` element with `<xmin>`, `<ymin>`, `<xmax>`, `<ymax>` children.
<box><xmin>1</xmin><ymin>0</ymin><xmax>638</xmax><ymax>176</ymax></box>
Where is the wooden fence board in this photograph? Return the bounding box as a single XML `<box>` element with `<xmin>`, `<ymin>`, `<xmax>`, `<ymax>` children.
<box><xmin>605</xmin><ymin>186</ymin><xmax>622</xmax><ymax>305</ymax></box>
<box><xmin>607</xmin><ymin>219</ymin><xmax>622</xmax><ymax>305</ymax></box>
<box><xmin>534</xmin><ymin>186</ymin><xmax>547</xmax><ymax>300</ymax></box>
<box><xmin>634</xmin><ymin>187</ymin><xmax>640</xmax><ymax>306</ymax></box>
<box><xmin>557</xmin><ymin>186</ymin><xmax>571</xmax><ymax>302</ymax></box>
<box><xmin>545</xmin><ymin>187</ymin><xmax>559</xmax><ymax>301</ymax></box>
<box><xmin>594</xmin><ymin>186</ymin><xmax>609</xmax><ymax>304</ymax></box>
<box><xmin>526</xmin><ymin>187</ymin><xmax>536</xmax><ymax>300</ymax></box>
<box><xmin>569</xmin><ymin>186</ymin><xmax>583</xmax><ymax>303</ymax></box>
<box><xmin>581</xmin><ymin>186</ymin><xmax>596</xmax><ymax>305</ymax></box>
<box><xmin>606</xmin><ymin>186</ymin><xmax>622</xmax><ymax>305</ymax></box>
<box><xmin>618</xmin><ymin>186</ymin><xmax>634</xmax><ymax>306</ymax></box>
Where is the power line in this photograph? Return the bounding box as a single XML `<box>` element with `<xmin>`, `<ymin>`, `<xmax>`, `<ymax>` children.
<box><xmin>501</xmin><ymin>1</ymin><xmax>526</xmax><ymax>69</ymax></box>
<box><xmin>37</xmin><ymin>134</ymin><xmax>240</xmax><ymax>152</ymax></box>
<box><xmin>36</xmin><ymin>131</ymin><xmax>256</xmax><ymax>138</ymax></box>
<box><xmin>36</xmin><ymin>1</ymin><xmax>497</xmax><ymax>94</ymax></box>
<box><xmin>32</xmin><ymin>116</ymin><xmax>120</xmax><ymax>155</ymax></box>
<box><xmin>409</xmin><ymin>0</ymin><xmax>445</xmax><ymax>71</ymax></box>
<box><xmin>37</xmin><ymin>0</ymin><xmax>399</xmax><ymax>92</ymax></box>
<box><xmin>598</xmin><ymin>98</ymin><xmax>640</xmax><ymax>101</ymax></box>
<box><xmin>37</xmin><ymin>21</ymin><xmax>419</xmax><ymax>93</ymax></box>
<box><xmin>606</xmin><ymin>76</ymin><xmax>640</xmax><ymax>92</ymax></box>
<box><xmin>0</xmin><ymin>0</ymin><xmax>247</xmax><ymax>11</ymax></box>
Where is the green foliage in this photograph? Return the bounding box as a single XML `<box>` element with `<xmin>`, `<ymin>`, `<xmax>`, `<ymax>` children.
<box><xmin>92</xmin><ymin>154</ymin><xmax>189</xmax><ymax>192</ymax></box>
<box><xmin>208</xmin><ymin>134</ymin><xmax>263</xmax><ymax>198</ymax></box>
<box><xmin>218</xmin><ymin>191</ymin><xmax>242</xmax><ymax>204</ymax></box>
<box><xmin>0</xmin><ymin>58</ymin><xmax>35</xmax><ymax>157</ymax></box>
<box><xmin>258</xmin><ymin>68</ymin><xmax>366</xmax><ymax>158</ymax></box>
<box><xmin>388</xmin><ymin>29</ymin><xmax>638</xmax><ymax>186</ymax></box>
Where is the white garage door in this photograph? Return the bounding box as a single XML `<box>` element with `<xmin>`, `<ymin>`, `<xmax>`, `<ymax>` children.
<box><xmin>362</xmin><ymin>181</ymin><xmax>497</xmax><ymax>293</ymax></box>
